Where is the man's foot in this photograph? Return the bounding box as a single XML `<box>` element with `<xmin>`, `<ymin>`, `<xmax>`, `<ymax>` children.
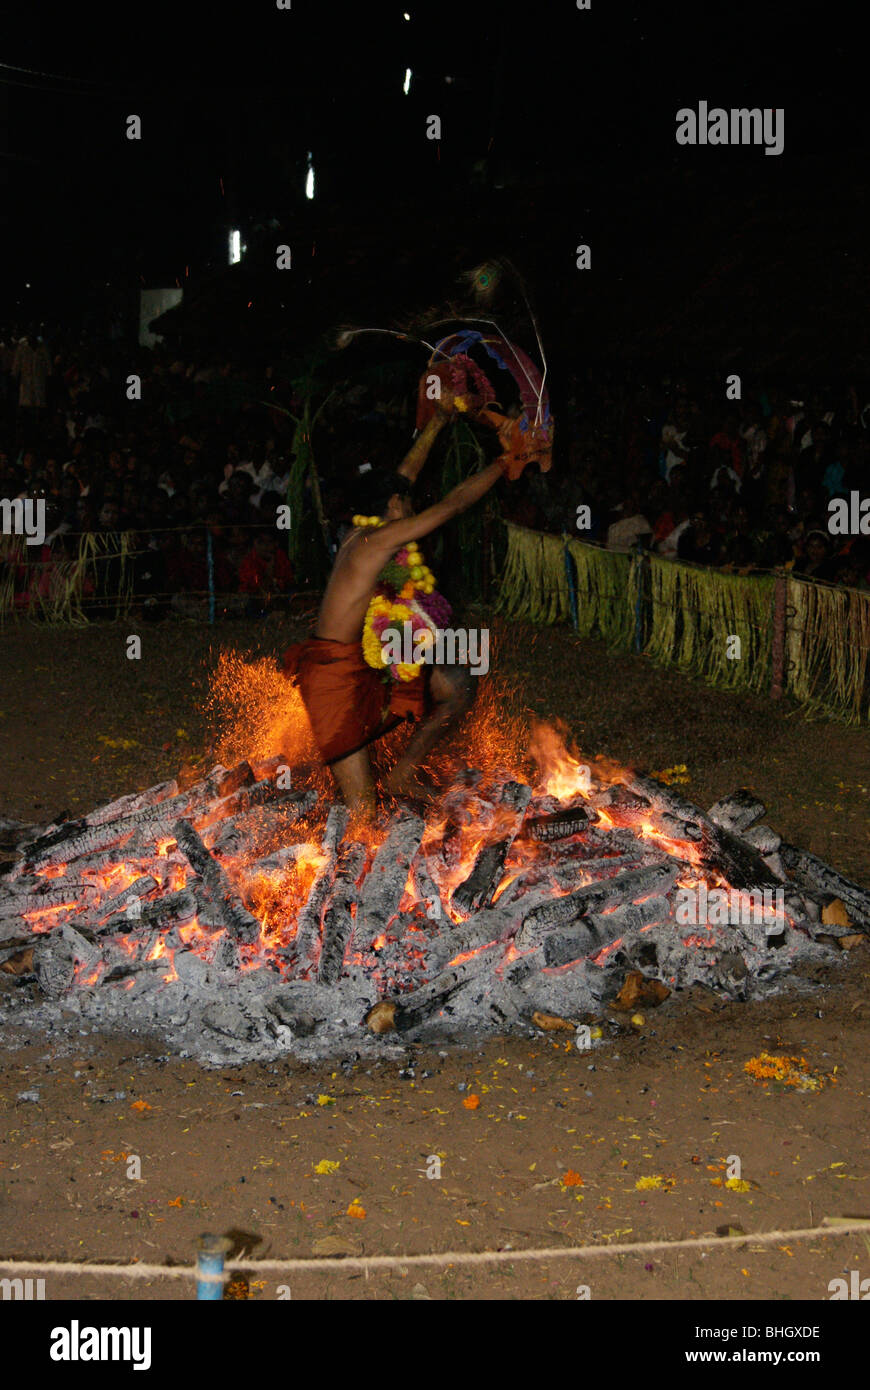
<box><xmin>383</xmin><ymin>765</ymin><xmax>440</xmax><ymax>810</ymax></box>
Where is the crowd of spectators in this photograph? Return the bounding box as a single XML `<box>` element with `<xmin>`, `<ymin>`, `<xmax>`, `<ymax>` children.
<box><xmin>0</xmin><ymin>327</ymin><xmax>306</xmax><ymax>618</ymax></box>
<box><xmin>1</xmin><ymin>326</ymin><xmax>868</xmax><ymax>624</ymax></box>
<box><xmin>505</xmin><ymin>372</ymin><xmax>870</xmax><ymax>588</ymax></box>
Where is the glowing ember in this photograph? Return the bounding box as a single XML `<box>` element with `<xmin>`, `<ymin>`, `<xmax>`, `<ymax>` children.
<box><xmin>0</xmin><ymin>661</ymin><xmax>852</xmax><ymax>1062</ymax></box>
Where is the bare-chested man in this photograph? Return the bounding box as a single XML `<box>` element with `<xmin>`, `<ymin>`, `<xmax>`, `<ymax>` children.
<box><xmin>282</xmin><ymin>396</ymin><xmax>506</xmax><ymax>816</ymax></box>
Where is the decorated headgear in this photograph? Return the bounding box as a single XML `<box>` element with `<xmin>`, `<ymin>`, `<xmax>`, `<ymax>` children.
<box><xmin>416</xmin><ymin>329</ymin><xmax>553</xmax><ymax>480</ymax></box>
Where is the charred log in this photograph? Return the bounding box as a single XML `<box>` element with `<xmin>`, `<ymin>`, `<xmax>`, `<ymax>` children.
<box><xmin>542</xmin><ymin>895</ymin><xmax>671</xmax><ymax>968</ymax></box>
<box><xmin>94</xmin><ymin>888</ymin><xmax>199</xmax><ymax>936</ymax></box>
<box><xmin>33</xmin><ymin>925</ymin><xmax>102</xmax><ymax>998</ymax></box>
<box><xmin>697</xmin><ymin>825</ymin><xmax>782</xmax><ymax>891</ymax></box>
<box><xmin>289</xmin><ymin>805</ymin><xmax>349</xmax><ymax>968</ymax></box>
<box><xmin>84</xmin><ymin>778</ymin><xmax>180</xmax><ymax>828</ymax></box>
<box><xmin>91</xmin><ymin>874</ymin><xmax>160</xmax><ymax>924</ymax></box>
<box><xmin>525</xmin><ymin>806</ymin><xmax>598</xmax><ymax>841</ymax></box>
<box><xmin>624</xmin><ymin>774</ymin><xmax>780</xmax><ymax>889</ymax></box>
<box><xmin>741</xmin><ymin>825</ymin><xmax>782</xmax><ymax>855</ymax></box>
<box><xmin>707</xmin><ymin>789</ymin><xmax>767</xmax><ymax>834</ymax></box>
<box><xmin>0</xmin><ymin>881</ymin><xmax>97</xmax><ymax>920</ymax></box>
<box><xmin>22</xmin><ymin>768</ymin><xmax>249</xmax><ymax>870</ymax></box>
<box><xmin>516</xmin><ymin>862</ymin><xmax>680</xmax><ymax>947</ymax></box>
<box><xmin>779</xmin><ymin>844</ymin><xmax>870</xmax><ymax>927</ymax></box>
<box><xmin>501</xmin><ymin>947</ymin><xmax>545</xmax><ymax>986</ymax></box>
<box><xmin>451</xmin><ymin>841</ymin><xmax>510</xmax><ymax>917</ymax></box>
<box><xmin>430</xmin><ymin>904</ymin><xmax>517</xmax><ymax>967</ymax></box>
<box><xmin>357</xmin><ymin>812</ymin><xmax>425</xmax><ymax>935</ymax></box>
<box><xmin>595</xmin><ymin>785</ymin><xmax>652</xmax><ymax>817</ymax></box>
<box><xmin>410</xmin><ymin>855</ymin><xmax>446</xmax><ymax>923</ymax></box>
<box><xmin>173</xmin><ymin>819</ymin><xmax>261</xmax><ymax>943</ymax></box>
<box><xmin>318</xmin><ymin>843</ymin><xmax>367</xmax><ymax>985</ymax></box>
<box><xmin>192</xmin><ymin>777</ymin><xmax>312</xmax><ymax>832</ymax></box>
<box><xmin>392</xmin><ymin>941</ymin><xmax>507</xmax><ymax>1031</ymax></box>
<box><xmin>451</xmin><ymin>782</ymin><xmax>531</xmax><ymax>915</ymax></box>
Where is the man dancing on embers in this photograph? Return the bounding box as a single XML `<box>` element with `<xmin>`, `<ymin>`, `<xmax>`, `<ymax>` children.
<box><xmin>282</xmin><ymin>352</ymin><xmax>553</xmax><ymax>818</ymax></box>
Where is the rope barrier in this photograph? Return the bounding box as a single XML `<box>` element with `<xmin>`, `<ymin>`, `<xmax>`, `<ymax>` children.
<box><xmin>1</xmin><ymin>1219</ymin><xmax>869</xmax><ymax>1282</ymax></box>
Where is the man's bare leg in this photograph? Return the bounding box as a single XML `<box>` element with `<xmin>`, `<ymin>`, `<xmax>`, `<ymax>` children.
<box><xmin>385</xmin><ymin>665</ymin><xmax>475</xmax><ymax>798</ymax></box>
<box><xmin>329</xmin><ymin>747</ymin><xmax>377</xmax><ymax>818</ymax></box>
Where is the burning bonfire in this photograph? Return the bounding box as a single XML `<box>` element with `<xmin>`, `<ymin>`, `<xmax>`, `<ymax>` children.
<box><xmin>0</xmin><ymin>670</ymin><xmax>867</xmax><ymax>1064</ymax></box>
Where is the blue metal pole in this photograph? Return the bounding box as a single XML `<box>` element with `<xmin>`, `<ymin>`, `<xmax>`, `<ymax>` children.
<box><xmin>196</xmin><ymin>1234</ymin><xmax>228</xmax><ymax>1300</ymax></box>
<box><xmin>634</xmin><ymin>549</ymin><xmax>645</xmax><ymax>653</ymax></box>
<box><xmin>563</xmin><ymin>538</ymin><xmax>579</xmax><ymax>633</ymax></box>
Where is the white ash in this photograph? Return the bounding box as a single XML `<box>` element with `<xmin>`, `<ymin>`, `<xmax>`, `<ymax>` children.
<box><xmin>0</xmin><ymin>765</ymin><xmax>864</xmax><ymax>1064</ymax></box>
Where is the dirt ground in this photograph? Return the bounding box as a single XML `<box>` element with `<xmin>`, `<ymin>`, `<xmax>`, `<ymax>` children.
<box><xmin>1</xmin><ymin>614</ymin><xmax>869</xmax><ymax>1301</ymax></box>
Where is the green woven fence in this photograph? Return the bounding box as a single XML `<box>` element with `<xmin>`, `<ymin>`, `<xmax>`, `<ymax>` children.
<box><xmin>497</xmin><ymin>522</ymin><xmax>870</xmax><ymax>725</ymax></box>
<box><xmin>645</xmin><ymin>556</ymin><xmax>775</xmax><ymax>695</ymax></box>
<box><xmin>0</xmin><ymin>532</ymin><xmax>135</xmax><ymax>625</ymax></box>
<box><xmin>3</xmin><ymin>520</ymin><xmax>869</xmax><ymax>724</ymax></box>
<box><xmin>786</xmin><ymin>573</ymin><xmax>870</xmax><ymax>724</ymax></box>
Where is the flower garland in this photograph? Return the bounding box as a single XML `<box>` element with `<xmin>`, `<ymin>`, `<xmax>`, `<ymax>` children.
<box><xmin>353</xmin><ymin>516</ymin><xmax>453</xmax><ymax>682</ymax></box>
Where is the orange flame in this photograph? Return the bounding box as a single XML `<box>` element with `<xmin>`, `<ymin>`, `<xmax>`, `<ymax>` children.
<box><xmin>529</xmin><ymin>720</ymin><xmax>591</xmax><ymax>800</ymax></box>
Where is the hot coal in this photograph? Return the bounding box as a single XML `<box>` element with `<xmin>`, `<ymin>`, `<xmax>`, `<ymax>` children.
<box><xmin>451</xmin><ymin>781</ymin><xmax>531</xmax><ymax>913</ymax></box>
<box><xmin>0</xmin><ymin>755</ymin><xmax>864</xmax><ymax>1064</ymax></box>
<box><xmin>525</xmin><ymin>806</ymin><xmax>598</xmax><ymax>841</ymax></box>
<box><xmin>287</xmin><ymin>804</ymin><xmax>347</xmax><ymax>970</ymax></box>
<box><xmin>541</xmin><ymin>894</ymin><xmax>671</xmax><ymax>968</ymax></box>
<box><xmin>358</xmin><ymin>812</ymin><xmax>425</xmax><ymax>933</ymax></box>
<box><xmin>516</xmin><ymin>862</ymin><xmax>680</xmax><ymax>946</ymax></box>
<box><xmin>318</xmin><ymin>842</ymin><xmax>367</xmax><ymax>985</ymax></box>
<box><xmin>174</xmin><ymin>819</ymin><xmax>261</xmax><ymax>944</ymax></box>
<box><xmin>393</xmin><ymin>941</ymin><xmax>508</xmax><ymax>1032</ymax></box>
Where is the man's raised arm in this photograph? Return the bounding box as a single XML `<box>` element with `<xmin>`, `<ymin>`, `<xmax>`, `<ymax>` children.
<box><xmin>368</xmin><ymin>461</ymin><xmax>505</xmax><ymax>554</ymax></box>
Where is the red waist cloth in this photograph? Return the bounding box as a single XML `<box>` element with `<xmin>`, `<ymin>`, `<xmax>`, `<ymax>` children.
<box><xmin>282</xmin><ymin>636</ymin><xmax>427</xmax><ymax>765</ymax></box>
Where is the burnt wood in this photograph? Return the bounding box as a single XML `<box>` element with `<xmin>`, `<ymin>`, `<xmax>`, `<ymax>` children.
<box><xmin>84</xmin><ymin>778</ymin><xmax>180</xmax><ymax>828</ymax></box>
<box><xmin>516</xmin><ymin>862</ymin><xmax>680</xmax><ymax>947</ymax></box>
<box><xmin>624</xmin><ymin>774</ymin><xmax>781</xmax><ymax>890</ymax></box>
<box><xmin>410</xmin><ymin>855</ymin><xmax>445</xmax><ymax>923</ymax></box>
<box><xmin>393</xmin><ymin>941</ymin><xmax>508</xmax><ymax>1031</ymax></box>
<box><xmin>95</xmin><ymin>888</ymin><xmax>200</xmax><ymax>936</ymax></box>
<box><xmin>289</xmin><ymin>805</ymin><xmax>349</xmax><ymax>967</ymax></box>
<box><xmin>451</xmin><ymin>782</ymin><xmax>531</xmax><ymax>915</ymax></box>
<box><xmin>779</xmin><ymin>844</ymin><xmax>870</xmax><ymax>926</ymax></box>
<box><xmin>707</xmin><ymin>789</ymin><xmax>767</xmax><ymax>834</ymax></box>
<box><xmin>525</xmin><ymin>806</ymin><xmax>598</xmax><ymax>841</ymax></box>
<box><xmin>542</xmin><ymin>894</ymin><xmax>671</xmax><ymax>968</ymax></box>
<box><xmin>173</xmin><ymin>819</ymin><xmax>261</xmax><ymax>944</ymax></box>
<box><xmin>357</xmin><ymin>812</ymin><xmax>425</xmax><ymax>935</ymax></box>
<box><xmin>318</xmin><ymin>843</ymin><xmax>367</xmax><ymax>985</ymax></box>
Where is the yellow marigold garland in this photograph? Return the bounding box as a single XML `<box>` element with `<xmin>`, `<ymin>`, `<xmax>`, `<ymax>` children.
<box><xmin>353</xmin><ymin>515</ymin><xmax>447</xmax><ymax>682</ymax></box>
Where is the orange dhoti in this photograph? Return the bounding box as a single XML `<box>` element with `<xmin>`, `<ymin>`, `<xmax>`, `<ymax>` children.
<box><xmin>282</xmin><ymin>637</ymin><xmax>427</xmax><ymax>765</ymax></box>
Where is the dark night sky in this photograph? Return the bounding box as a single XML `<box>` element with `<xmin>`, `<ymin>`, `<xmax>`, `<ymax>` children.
<box><xmin>0</xmin><ymin>2</ymin><xmax>865</xmax><ymax>339</ymax></box>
